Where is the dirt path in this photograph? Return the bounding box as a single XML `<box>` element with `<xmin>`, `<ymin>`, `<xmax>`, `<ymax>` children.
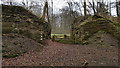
<box><xmin>2</xmin><ymin>40</ymin><xmax>118</xmax><ymax>66</ymax></box>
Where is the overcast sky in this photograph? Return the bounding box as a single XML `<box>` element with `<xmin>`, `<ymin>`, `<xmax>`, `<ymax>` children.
<box><xmin>0</xmin><ymin>0</ymin><xmax>117</xmax><ymax>16</ymax></box>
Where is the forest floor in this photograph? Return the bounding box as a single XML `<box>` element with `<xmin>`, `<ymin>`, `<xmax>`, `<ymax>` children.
<box><xmin>2</xmin><ymin>40</ymin><xmax>118</xmax><ymax>66</ymax></box>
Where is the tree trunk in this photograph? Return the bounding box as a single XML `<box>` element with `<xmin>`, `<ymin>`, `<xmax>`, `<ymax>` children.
<box><xmin>46</xmin><ymin>1</ymin><xmax>51</xmax><ymax>39</ymax></box>
<box><xmin>96</xmin><ymin>1</ymin><xmax>100</xmax><ymax>15</ymax></box>
<box><xmin>116</xmin><ymin>0</ymin><xmax>120</xmax><ymax>17</ymax></box>
<box><xmin>109</xmin><ymin>0</ymin><xmax>111</xmax><ymax>16</ymax></box>
<box><xmin>92</xmin><ymin>0</ymin><xmax>96</xmax><ymax>14</ymax></box>
<box><xmin>84</xmin><ymin>0</ymin><xmax>87</xmax><ymax>16</ymax></box>
<box><xmin>9</xmin><ymin>0</ymin><xmax>12</xmax><ymax>6</ymax></box>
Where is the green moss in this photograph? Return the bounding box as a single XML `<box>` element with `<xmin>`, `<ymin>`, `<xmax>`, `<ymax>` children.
<box><xmin>81</xmin><ymin>41</ymin><xmax>89</xmax><ymax>45</ymax></box>
<box><xmin>2</xmin><ymin>50</ymin><xmax>7</xmax><ymax>53</ymax></box>
<box><xmin>23</xmin><ymin>30</ymin><xmax>32</xmax><ymax>38</ymax></box>
<box><xmin>56</xmin><ymin>39</ymin><xmax>73</xmax><ymax>44</ymax></box>
<box><xmin>72</xmin><ymin>15</ymin><xmax>120</xmax><ymax>43</ymax></box>
<box><xmin>32</xmin><ymin>33</ymin><xmax>42</xmax><ymax>42</ymax></box>
<box><xmin>3</xmin><ymin>53</ymin><xmax>20</xmax><ymax>58</ymax></box>
<box><xmin>2</xmin><ymin>27</ymin><xmax>14</xmax><ymax>34</ymax></box>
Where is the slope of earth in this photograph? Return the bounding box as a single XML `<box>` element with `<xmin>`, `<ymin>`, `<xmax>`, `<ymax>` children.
<box><xmin>2</xmin><ymin>5</ymin><xmax>50</xmax><ymax>42</ymax></box>
<box><xmin>2</xmin><ymin>33</ymin><xmax>43</xmax><ymax>58</ymax></box>
<box><xmin>71</xmin><ymin>15</ymin><xmax>120</xmax><ymax>43</ymax></box>
<box><xmin>87</xmin><ymin>31</ymin><xmax>119</xmax><ymax>47</ymax></box>
<box><xmin>2</xmin><ymin>5</ymin><xmax>42</xmax><ymax>23</ymax></box>
<box><xmin>2</xmin><ymin>5</ymin><xmax>50</xmax><ymax>57</ymax></box>
<box><xmin>2</xmin><ymin>40</ymin><xmax>118</xmax><ymax>66</ymax></box>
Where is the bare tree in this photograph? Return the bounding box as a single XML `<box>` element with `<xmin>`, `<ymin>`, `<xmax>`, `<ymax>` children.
<box><xmin>9</xmin><ymin>0</ymin><xmax>12</xmax><ymax>6</ymax></box>
<box><xmin>73</xmin><ymin>2</ymin><xmax>83</xmax><ymax>16</ymax></box>
<box><xmin>1</xmin><ymin>0</ymin><xmax>12</xmax><ymax>5</ymax></box>
<box><xmin>116</xmin><ymin>0</ymin><xmax>120</xmax><ymax>17</ymax></box>
<box><xmin>92</xmin><ymin>0</ymin><xmax>96</xmax><ymax>14</ymax></box>
<box><xmin>88</xmin><ymin>0</ymin><xmax>96</xmax><ymax>15</ymax></box>
<box><xmin>51</xmin><ymin>0</ymin><xmax>53</xmax><ymax>23</ymax></box>
<box><xmin>84</xmin><ymin>0</ymin><xmax>87</xmax><ymax>16</ymax></box>
<box><xmin>22</xmin><ymin>0</ymin><xmax>26</xmax><ymax>6</ymax></box>
<box><xmin>109</xmin><ymin>0</ymin><xmax>112</xmax><ymax>16</ymax></box>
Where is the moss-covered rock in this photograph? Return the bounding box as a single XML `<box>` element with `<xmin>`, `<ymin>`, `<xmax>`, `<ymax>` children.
<box><xmin>71</xmin><ymin>15</ymin><xmax>120</xmax><ymax>44</ymax></box>
<box><xmin>2</xmin><ymin>5</ymin><xmax>51</xmax><ymax>41</ymax></box>
<box><xmin>2</xmin><ymin>5</ymin><xmax>51</xmax><ymax>58</ymax></box>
